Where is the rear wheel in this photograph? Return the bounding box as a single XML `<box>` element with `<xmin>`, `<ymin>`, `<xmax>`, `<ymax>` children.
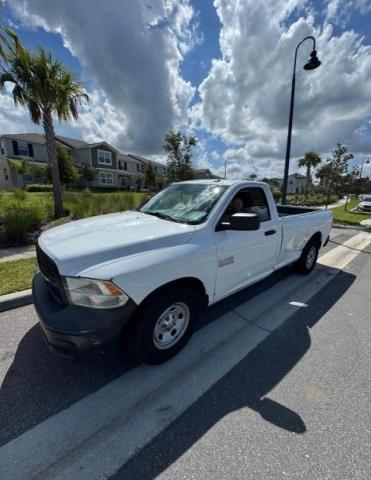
<box><xmin>133</xmin><ymin>287</ymin><xmax>202</xmax><ymax>365</ymax></box>
<box><xmin>295</xmin><ymin>239</ymin><xmax>320</xmax><ymax>274</ymax></box>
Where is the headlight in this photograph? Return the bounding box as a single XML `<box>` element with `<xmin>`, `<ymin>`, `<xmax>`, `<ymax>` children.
<box><xmin>64</xmin><ymin>277</ymin><xmax>129</xmax><ymax>309</ymax></box>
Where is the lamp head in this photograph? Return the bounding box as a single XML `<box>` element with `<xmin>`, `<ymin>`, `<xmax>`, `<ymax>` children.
<box><xmin>303</xmin><ymin>49</ymin><xmax>321</xmax><ymax>70</ymax></box>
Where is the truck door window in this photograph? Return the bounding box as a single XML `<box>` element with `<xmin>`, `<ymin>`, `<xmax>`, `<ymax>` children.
<box><xmin>220</xmin><ymin>188</ymin><xmax>271</xmax><ymax>223</ymax></box>
<box><xmin>248</xmin><ymin>188</ymin><xmax>271</xmax><ymax>222</ymax></box>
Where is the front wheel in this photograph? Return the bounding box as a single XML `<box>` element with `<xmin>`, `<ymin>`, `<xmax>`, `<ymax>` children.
<box><xmin>295</xmin><ymin>240</ymin><xmax>319</xmax><ymax>274</ymax></box>
<box><xmin>133</xmin><ymin>287</ymin><xmax>202</xmax><ymax>365</ymax></box>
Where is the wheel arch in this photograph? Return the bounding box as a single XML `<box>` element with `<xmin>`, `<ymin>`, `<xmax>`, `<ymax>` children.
<box><xmin>309</xmin><ymin>231</ymin><xmax>322</xmax><ymax>248</ymax></box>
<box><xmin>122</xmin><ymin>277</ymin><xmax>209</xmax><ymax>337</ymax></box>
<box><xmin>139</xmin><ymin>277</ymin><xmax>209</xmax><ymax>309</ymax></box>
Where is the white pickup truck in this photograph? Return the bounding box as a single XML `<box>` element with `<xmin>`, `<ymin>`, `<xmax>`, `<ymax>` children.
<box><xmin>33</xmin><ymin>180</ymin><xmax>332</xmax><ymax>364</ymax></box>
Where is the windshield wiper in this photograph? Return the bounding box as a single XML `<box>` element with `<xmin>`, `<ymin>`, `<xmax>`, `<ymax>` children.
<box><xmin>143</xmin><ymin>211</ymin><xmax>185</xmax><ymax>224</ymax></box>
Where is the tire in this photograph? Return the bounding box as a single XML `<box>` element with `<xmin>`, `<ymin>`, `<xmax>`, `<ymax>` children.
<box><xmin>295</xmin><ymin>239</ymin><xmax>320</xmax><ymax>274</ymax></box>
<box><xmin>133</xmin><ymin>287</ymin><xmax>202</xmax><ymax>365</ymax></box>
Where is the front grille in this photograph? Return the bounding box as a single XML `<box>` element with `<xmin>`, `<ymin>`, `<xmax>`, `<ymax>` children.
<box><xmin>36</xmin><ymin>243</ymin><xmax>66</xmax><ymax>304</ymax></box>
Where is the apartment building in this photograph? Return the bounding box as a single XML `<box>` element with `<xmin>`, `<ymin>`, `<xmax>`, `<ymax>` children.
<box><xmin>0</xmin><ymin>133</ymin><xmax>166</xmax><ymax>189</ymax></box>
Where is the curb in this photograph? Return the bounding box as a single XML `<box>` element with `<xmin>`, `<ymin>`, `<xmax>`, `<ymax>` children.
<box><xmin>0</xmin><ymin>289</ymin><xmax>33</xmax><ymax>313</ymax></box>
<box><xmin>333</xmin><ymin>223</ymin><xmax>371</xmax><ymax>232</ymax></box>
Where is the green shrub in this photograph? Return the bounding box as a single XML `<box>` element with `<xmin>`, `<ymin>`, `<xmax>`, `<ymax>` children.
<box><xmin>13</xmin><ymin>188</ymin><xmax>27</xmax><ymax>201</ymax></box>
<box><xmin>26</xmin><ymin>184</ymin><xmax>53</xmax><ymax>192</ymax></box>
<box><xmin>1</xmin><ymin>203</ymin><xmax>44</xmax><ymax>243</ymax></box>
<box><xmin>64</xmin><ymin>191</ymin><xmax>153</xmax><ymax>219</ymax></box>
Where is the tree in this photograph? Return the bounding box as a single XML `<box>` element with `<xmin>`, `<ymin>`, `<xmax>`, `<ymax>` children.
<box><xmin>133</xmin><ymin>172</ymin><xmax>144</xmax><ymax>191</ymax></box>
<box><xmin>248</xmin><ymin>173</ymin><xmax>257</xmax><ymax>181</ymax></box>
<box><xmin>144</xmin><ymin>162</ymin><xmax>156</xmax><ymax>189</ymax></box>
<box><xmin>0</xmin><ymin>1</ymin><xmax>19</xmax><ymax>62</ymax></box>
<box><xmin>298</xmin><ymin>151</ymin><xmax>321</xmax><ymax>199</ymax></box>
<box><xmin>78</xmin><ymin>163</ymin><xmax>96</xmax><ymax>188</ymax></box>
<box><xmin>341</xmin><ymin>168</ymin><xmax>361</xmax><ymax>211</ymax></box>
<box><xmin>8</xmin><ymin>158</ymin><xmax>48</xmax><ymax>186</ymax></box>
<box><xmin>163</xmin><ymin>131</ymin><xmax>196</xmax><ymax>182</ymax></box>
<box><xmin>0</xmin><ymin>46</ymin><xmax>89</xmax><ymax>217</ymax></box>
<box><xmin>261</xmin><ymin>177</ymin><xmax>281</xmax><ymax>191</ymax></box>
<box><xmin>316</xmin><ymin>144</ymin><xmax>353</xmax><ymax>206</ymax></box>
<box><xmin>46</xmin><ymin>145</ymin><xmax>80</xmax><ymax>187</ymax></box>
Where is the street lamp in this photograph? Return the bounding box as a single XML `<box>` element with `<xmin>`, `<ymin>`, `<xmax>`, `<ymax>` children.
<box><xmin>281</xmin><ymin>36</ymin><xmax>321</xmax><ymax>204</ymax></box>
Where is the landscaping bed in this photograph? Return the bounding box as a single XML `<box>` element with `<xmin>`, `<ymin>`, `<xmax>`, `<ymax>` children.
<box><xmin>0</xmin><ymin>189</ymin><xmax>152</xmax><ymax>247</ymax></box>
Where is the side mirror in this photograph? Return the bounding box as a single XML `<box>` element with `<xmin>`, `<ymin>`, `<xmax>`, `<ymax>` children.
<box><xmin>217</xmin><ymin>213</ymin><xmax>260</xmax><ymax>231</ymax></box>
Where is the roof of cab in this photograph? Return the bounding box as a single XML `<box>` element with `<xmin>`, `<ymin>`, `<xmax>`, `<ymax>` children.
<box><xmin>176</xmin><ymin>179</ymin><xmax>267</xmax><ymax>187</ymax></box>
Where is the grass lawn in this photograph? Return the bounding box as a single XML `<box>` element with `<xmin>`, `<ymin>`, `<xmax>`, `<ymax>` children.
<box><xmin>332</xmin><ymin>198</ymin><xmax>371</xmax><ymax>226</ymax></box>
<box><xmin>0</xmin><ymin>257</ymin><xmax>37</xmax><ymax>296</ymax></box>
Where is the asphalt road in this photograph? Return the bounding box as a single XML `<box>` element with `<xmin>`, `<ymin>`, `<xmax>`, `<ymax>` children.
<box><xmin>114</xmin><ymin>234</ymin><xmax>371</xmax><ymax>480</ymax></box>
<box><xmin>0</xmin><ymin>227</ymin><xmax>370</xmax><ymax>479</ymax></box>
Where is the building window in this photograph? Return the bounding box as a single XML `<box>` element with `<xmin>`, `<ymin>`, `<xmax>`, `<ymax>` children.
<box><xmin>97</xmin><ymin>149</ymin><xmax>112</xmax><ymax>165</ymax></box>
<box><xmin>119</xmin><ymin>161</ymin><xmax>127</xmax><ymax>171</ymax></box>
<box><xmin>99</xmin><ymin>172</ymin><xmax>113</xmax><ymax>185</ymax></box>
<box><xmin>18</xmin><ymin>141</ymin><xmax>29</xmax><ymax>156</ymax></box>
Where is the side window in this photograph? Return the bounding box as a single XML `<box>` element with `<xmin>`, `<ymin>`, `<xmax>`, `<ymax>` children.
<box><xmin>248</xmin><ymin>188</ymin><xmax>271</xmax><ymax>222</ymax></box>
<box><xmin>220</xmin><ymin>187</ymin><xmax>271</xmax><ymax>223</ymax></box>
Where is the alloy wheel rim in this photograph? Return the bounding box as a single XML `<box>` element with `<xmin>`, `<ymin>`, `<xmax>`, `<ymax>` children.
<box><xmin>306</xmin><ymin>246</ymin><xmax>316</xmax><ymax>269</ymax></box>
<box><xmin>153</xmin><ymin>302</ymin><xmax>190</xmax><ymax>350</ymax></box>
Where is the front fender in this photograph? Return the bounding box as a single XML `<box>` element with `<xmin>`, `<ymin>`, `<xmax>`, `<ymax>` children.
<box><xmin>82</xmin><ymin>242</ymin><xmax>217</xmax><ymax>306</ymax></box>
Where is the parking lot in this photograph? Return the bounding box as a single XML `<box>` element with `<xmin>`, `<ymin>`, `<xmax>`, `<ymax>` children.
<box><xmin>0</xmin><ymin>227</ymin><xmax>370</xmax><ymax>480</ymax></box>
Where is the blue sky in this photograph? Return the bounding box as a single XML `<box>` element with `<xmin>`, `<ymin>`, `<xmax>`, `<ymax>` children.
<box><xmin>2</xmin><ymin>0</ymin><xmax>371</xmax><ymax>179</ymax></box>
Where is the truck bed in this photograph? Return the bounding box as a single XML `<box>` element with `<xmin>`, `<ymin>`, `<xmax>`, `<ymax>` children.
<box><xmin>276</xmin><ymin>205</ymin><xmax>318</xmax><ymax>217</ymax></box>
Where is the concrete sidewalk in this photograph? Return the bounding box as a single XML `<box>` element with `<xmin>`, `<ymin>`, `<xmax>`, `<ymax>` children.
<box><xmin>0</xmin><ymin>245</ymin><xmax>36</xmax><ymax>263</ymax></box>
<box><xmin>316</xmin><ymin>197</ymin><xmax>346</xmax><ymax>209</ymax></box>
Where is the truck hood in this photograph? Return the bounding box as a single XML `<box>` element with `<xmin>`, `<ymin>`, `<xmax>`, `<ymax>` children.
<box><xmin>38</xmin><ymin>211</ymin><xmax>195</xmax><ymax>277</ymax></box>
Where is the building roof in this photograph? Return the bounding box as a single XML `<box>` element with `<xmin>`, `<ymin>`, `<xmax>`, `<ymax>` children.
<box><xmin>194</xmin><ymin>168</ymin><xmax>222</xmax><ymax>179</ymax></box>
<box><xmin>1</xmin><ymin>133</ymin><xmax>47</xmax><ymax>145</ymax></box>
<box><xmin>56</xmin><ymin>135</ymin><xmax>88</xmax><ymax>149</ymax></box>
<box><xmin>0</xmin><ymin>132</ymin><xmax>89</xmax><ymax>149</ymax></box>
<box><xmin>289</xmin><ymin>172</ymin><xmax>306</xmax><ymax>179</ymax></box>
<box><xmin>128</xmin><ymin>153</ymin><xmax>166</xmax><ymax>168</ymax></box>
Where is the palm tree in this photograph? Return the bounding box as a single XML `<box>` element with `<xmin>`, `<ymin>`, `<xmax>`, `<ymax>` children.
<box><xmin>0</xmin><ymin>46</ymin><xmax>89</xmax><ymax>217</ymax></box>
<box><xmin>298</xmin><ymin>151</ymin><xmax>321</xmax><ymax>199</ymax></box>
<box><xmin>0</xmin><ymin>1</ymin><xmax>19</xmax><ymax>62</ymax></box>
<box><xmin>249</xmin><ymin>173</ymin><xmax>257</xmax><ymax>181</ymax></box>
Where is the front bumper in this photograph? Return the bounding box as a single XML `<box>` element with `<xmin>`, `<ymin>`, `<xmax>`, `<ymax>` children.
<box><xmin>32</xmin><ymin>272</ymin><xmax>137</xmax><ymax>361</ymax></box>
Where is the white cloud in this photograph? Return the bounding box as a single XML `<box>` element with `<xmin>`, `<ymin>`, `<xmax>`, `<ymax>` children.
<box><xmin>9</xmin><ymin>0</ymin><xmax>199</xmax><ymax>155</ymax></box>
<box><xmin>325</xmin><ymin>0</ymin><xmax>371</xmax><ymax>25</ymax></box>
<box><xmin>196</xmin><ymin>0</ymin><xmax>371</xmax><ymax>178</ymax></box>
<box><xmin>0</xmin><ymin>86</ymin><xmax>37</xmax><ymax>133</ymax></box>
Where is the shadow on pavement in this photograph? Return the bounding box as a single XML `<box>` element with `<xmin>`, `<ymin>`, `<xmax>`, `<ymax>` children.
<box><xmin>0</xmin><ymin>266</ymin><xmax>293</xmax><ymax>447</ymax></box>
<box><xmin>0</xmin><ymin>266</ymin><xmax>354</xmax><ymax>455</ymax></box>
<box><xmin>111</xmin><ymin>268</ymin><xmax>355</xmax><ymax>480</ymax></box>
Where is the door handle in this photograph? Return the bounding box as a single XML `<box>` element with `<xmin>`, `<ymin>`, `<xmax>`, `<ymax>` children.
<box><xmin>265</xmin><ymin>229</ymin><xmax>277</xmax><ymax>236</ymax></box>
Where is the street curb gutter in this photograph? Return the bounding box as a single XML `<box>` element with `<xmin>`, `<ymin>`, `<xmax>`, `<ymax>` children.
<box><xmin>0</xmin><ymin>289</ymin><xmax>33</xmax><ymax>313</ymax></box>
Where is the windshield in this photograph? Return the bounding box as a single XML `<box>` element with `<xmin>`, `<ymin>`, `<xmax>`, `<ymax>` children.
<box><xmin>140</xmin><ymin>183</ymin><xmax>228</xmax><ymax>224</ymax></box>
<box><xmin>363</xmin><ymin>197</ymin><xmax>371</xmax><ymax>202</ymax></box>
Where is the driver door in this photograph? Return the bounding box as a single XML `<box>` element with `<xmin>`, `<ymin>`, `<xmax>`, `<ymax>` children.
<box><xmin>213</xmin><ymin>187</ymin><xmax>280</xmax><ymax>301</ymax></box>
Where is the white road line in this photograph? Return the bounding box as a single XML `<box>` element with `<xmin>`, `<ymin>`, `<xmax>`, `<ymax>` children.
<box><xmin>0</xmin><ymin>231</ymin><xmax>369</xmax><ymax>480</ymax></box>
<box><xmin>319</xmin><ymin>231</ymin><xmax>371</xmax><ymax>269</ymax></box>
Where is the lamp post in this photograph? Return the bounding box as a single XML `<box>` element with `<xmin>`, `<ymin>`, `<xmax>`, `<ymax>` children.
<box><xmin>281</xmin><ymin>36</ymin><xmax>321</xmax><ymax>204</ymax></box>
